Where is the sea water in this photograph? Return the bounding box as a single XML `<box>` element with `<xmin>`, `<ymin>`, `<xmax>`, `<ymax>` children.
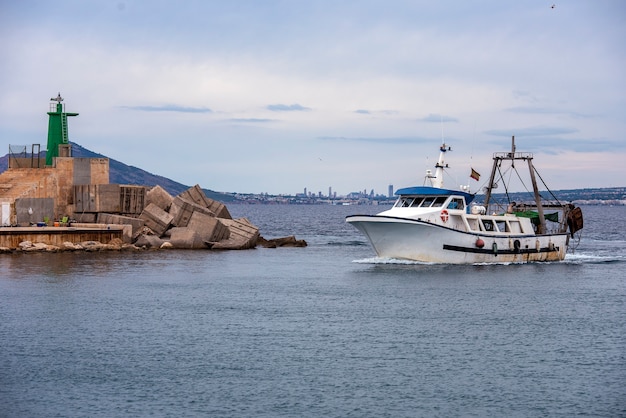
<box><xmin>0</xmin><ymin>205</ymin><xmax>624</xmax><ymax>417</ymax></box>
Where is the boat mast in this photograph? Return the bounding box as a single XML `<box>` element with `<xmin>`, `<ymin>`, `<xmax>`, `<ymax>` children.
<box><xmin>429</xmin><ymin>142</ymin><xmax>450</xmax><ymax>188</ymax></box>
<box><xmin>483</xmin><ymin>156</ymin><xmax>500</xmax><ymax>207</ymax></box>
<box><xmin>484</xmin><ymin>136</ymin><xmax>547</xmax><ymax>233</ymax></box>
<box><xmin>483</xmin><ymin>137</ymin><xmax>515</xmax><ymax>207</ymax></box>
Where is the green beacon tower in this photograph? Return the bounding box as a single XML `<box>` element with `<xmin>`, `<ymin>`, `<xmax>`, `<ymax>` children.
<box><xmin>46</xmin><ymin>93</ymin><xmax>78</xmax><ymax>166</ymax></box>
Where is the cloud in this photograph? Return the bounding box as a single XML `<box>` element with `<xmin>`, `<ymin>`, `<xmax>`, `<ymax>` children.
<box><xmin>419</xmin><ymin>114</ymin><xmax>459</xmax><ymax>123</ymax></box>
<box><xmin>1</xmin><ymin>1</ymin><xmax>623</xmax><ymax>193</ymax></box>
<box><xmin>484</xmin><ymin>126</ymin><xmax>579</xmax><ymax>137</ymax></box>
<box><xmin>120</xmin><ymin>105</ymin><xmax>212</xmax><ymax>113</ymax></box>
<box><xmin>318</xmin><ymin>136</ymin><xmax>431</xmax><ymax>144</ymax></box>
<box><xmin>266</xmin><ymin>104</ymin><xmax>311</xmax><ymax>112</ymax></box>
<box><xmin>355</xmin><ymin>109</ymin><xmax>399</xmax><ymax>116</ymax></box>
<box><xmin>227</xmin><ymin>118</ymin><xmax>276</xmax><ymax>123</ymax></box>
<box><xmin>505</xmin><ymin>106</ymin><xmax>592</xmax><ymax>119</ymax></box>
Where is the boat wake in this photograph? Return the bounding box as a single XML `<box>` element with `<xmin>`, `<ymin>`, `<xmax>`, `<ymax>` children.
<box><xmin>352</xmin><ymin>257</ymin><xmax>437</xmax><ymax>265</ymax></box>
<box><xmin>354</xmin><ymin>257</ymin><xmax>535</xmax><ymax>266</ymax></box>
<box><xmin>352</xmin><ymin>252</ymin><xmax>625</xmax><ymax>266</ymax></box>
<box><xmin>564</xmin><ymin>252</ymin><xmax>625</xmax><ymax>264</ymax></box>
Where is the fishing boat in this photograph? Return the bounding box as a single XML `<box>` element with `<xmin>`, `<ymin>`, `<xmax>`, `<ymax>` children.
<box><xmin>346</xmin><ymin>137</ymin><xmax>583</xmax><ymax>264</ymax></box>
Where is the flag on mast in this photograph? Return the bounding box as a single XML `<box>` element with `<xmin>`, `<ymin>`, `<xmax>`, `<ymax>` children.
<box><xmin>470</xmin><ymin>168</ymin><xmax>480</xmax><ymax>181</ymax></box>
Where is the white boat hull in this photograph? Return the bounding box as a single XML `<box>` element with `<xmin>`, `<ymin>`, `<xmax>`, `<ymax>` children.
<box><xmin>347</xmin><ymin>215</ymin><xmax>569</xmax><ymax>264</ymax></box>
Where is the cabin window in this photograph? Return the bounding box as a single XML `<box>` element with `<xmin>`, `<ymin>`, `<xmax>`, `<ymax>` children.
<box><xmin>410</xmin><ymin>197</ymin><xmax>424</xmax><ymax>207</ymax></box>
<box><xmin>431</xmin><ymin>196</ymin><xmax>448</xmax><ymax>207</ymax></box>
<box><xmin>447</xmin><ymin>198</ymin><xmax>465</xmax><ymax>210</ymax></box>
<box><xmin>495</xmin><ymin>220</ymin><xmax>507</xmax><ymax>232</ymax></box>
<box><xmin>421</xmin><ymin>197</ymin><xmax>435</xmax><ymax>207</ymax></box>
<box><xmin>481</xmin><ymin>219</ymin><xmax>496</xmax><ymax>232</ymax></box>
<box><xmin>396</xmin><ymin>197</ymin><xmax>415</xmax><ymax>207</ymax></box>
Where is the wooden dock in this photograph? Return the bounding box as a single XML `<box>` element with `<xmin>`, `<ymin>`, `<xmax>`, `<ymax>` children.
<box><xmin>0</xmin><ymin>225</ymin><xmax>125</xmax><ymax>250</ymax></box>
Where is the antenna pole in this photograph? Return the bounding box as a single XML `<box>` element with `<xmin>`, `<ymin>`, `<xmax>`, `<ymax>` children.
<box><xmin>511</xmin><ymin>135</ymin><xmax>516</xmax><ymax>168</ymax></box>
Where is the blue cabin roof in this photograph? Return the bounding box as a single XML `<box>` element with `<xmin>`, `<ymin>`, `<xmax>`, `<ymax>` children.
<box><xmin>395</xmin><ymin>186</ymin><xmax>475</xmax><ymax>204</ymax></box>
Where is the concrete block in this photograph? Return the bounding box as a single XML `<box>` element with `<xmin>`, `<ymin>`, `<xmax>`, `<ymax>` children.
<box><xmin>139</xmin><ymin>203</ymin><xmax>173</xmax><ymax>236</ymax></box>
<box><xmin>169</xmin><ymin>196</ymin><xmax>214</xmax><ymax>227</ymax></box>
<box><xmin>97</xmin><ymin>213</ymin><xmax>145</xmax><ymax>238</ymax></box>
<box><xmin>73</xmin><ymin>184</ymin><xmax>95</xmax><ymax>213</ymax></box>
<box><xmin>73</xmin><ymin>213</ymin><xmax>97</xmax><ymax>223</ymax></box>
<box><xmin>119</xmin><ymin>185</ymin><xmax>146</xmax><ymax>215</ymax></box>
<box><xmin>96</xmin><ymin>184</ymin><xmax>122</xmax><ymax>213</ymax></box>
<box><xmin>210</xmin><ymin>217</ymin><xmax>259</xmax><ymax>250</ymax></box>
<box><xmin>178</xmin><ymin>185</ymin><xmax>232</xmax><ymax>219</ymax></box>
<box><xmin>67</xmin><ymin>223</ymin><xmax>131</xmax><ymax>242</ymax></box>
<box><xmin>73</xmin><ymin>184</ymin><xmax>145</xmax><ymax>215</ymax></box>
<box><xmin>168</xmin><ymin>227</ymin><xmax>207</xmax><ymax>249</ymax></box>
<box><xmin>187</xmin><ymin>210</ymin><xmax>230</xmax><ymax>242</ymax></box>
<box><xmin>146</xmin><ymin>185</ymin><xmax>173</xmax><ymax>211</ymax></box>
<box><xmin>73</xmin><ymin>184</ymin><xmax>120</xmax><ymax>213</ymax></box>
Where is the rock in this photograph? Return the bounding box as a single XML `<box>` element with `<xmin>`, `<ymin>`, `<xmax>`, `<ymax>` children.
<box><xmin>18</xmin><ymin>241</ymin><xmax>33</xmax><ymax>249</ymax></box>
<box><xmin>256</xmin><ymin>236</ymin><xmax>277</xmax><ymax>248</ymax></box>
<box><xmin>80</xmin><ymin>241</ymin><xmax>107</xmax><ymax>251</ymax></box>
<box><xmin>134</xmin><ymin>234</ymin><xmax>165</xmax><ymax>249</ymax></box>
<box><xmin>272</xmin><ymin>235</ymin><xmax>307</xmax><ymax>247</ymax></box>
<box><xmin>17</xmin><ymin>242</ymin><xmax>60</xmax><ymax>252</ymax></box>
<box><xmin>134</xmin><ymin>226</ymin><xmax>156</xmax><ymax>240</ymax></box>
<box><xmin>119</xmin><ymin>243</ymin><xmax>142</xmax><ymax>251</ymax></box>
<box><xmin>108</xmin><ymin>238</ymin><xmax>125</xmax><ymax>249</ymax></box>
<box><xmin>62</xmin><ymin>241</ymin><xmax>83</xmax><ymax>251</ymax></box>
<box><xmin>257</xmin><ymin>235</ymin><xmax>308</xmax><ymax>248</ymax></box>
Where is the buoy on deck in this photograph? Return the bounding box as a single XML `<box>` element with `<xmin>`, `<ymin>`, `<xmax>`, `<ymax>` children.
<box><xmin>475</xmin><ymin>238</ymin><xmax>485</xmax><ymax>248</ymax></box>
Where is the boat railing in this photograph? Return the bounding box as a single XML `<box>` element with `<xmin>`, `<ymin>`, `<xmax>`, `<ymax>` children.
<box><xmin>493</xmin><ymin>151</ymin><xmax>533</xmax><ymax>160</ymax></box>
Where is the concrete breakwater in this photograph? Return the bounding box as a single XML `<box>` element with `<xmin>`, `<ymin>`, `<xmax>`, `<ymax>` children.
<box><xmin>0</xmin><ymin>184</ymin><xmax>307</xmax><ymax>253</ymax></box>
<box><xmin>0</xmin><ymin>95</ymin><xmax>306</xmax><ymax>253</ymax></box>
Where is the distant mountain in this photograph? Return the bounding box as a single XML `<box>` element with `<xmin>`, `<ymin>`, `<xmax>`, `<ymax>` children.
<box><xmin>1</xmin><ymin>144</ymin><xmax>623</xmax><ymax>203</ymax></box>
<box><xmin>0</xmin><ymin>142</ymin><xmax>235</xmax><ymax>202</ymax></box>
<box><xmin>478</xmin><ymin>187</ymin><xmax>626</xmax><ymax>204</ymax></box>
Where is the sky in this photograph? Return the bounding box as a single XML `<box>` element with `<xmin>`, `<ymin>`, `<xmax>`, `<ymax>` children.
<box><xmin>1</xmin><ymin>1</ymin><xmax>624</xmax><ymax>196</ymax></box>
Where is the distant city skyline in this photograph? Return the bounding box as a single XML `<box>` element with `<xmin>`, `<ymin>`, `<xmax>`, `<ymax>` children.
<box><xmin>300</xmin><ymin>186</ymin><xmax>391</xmax><ymax>199</ymax></box>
